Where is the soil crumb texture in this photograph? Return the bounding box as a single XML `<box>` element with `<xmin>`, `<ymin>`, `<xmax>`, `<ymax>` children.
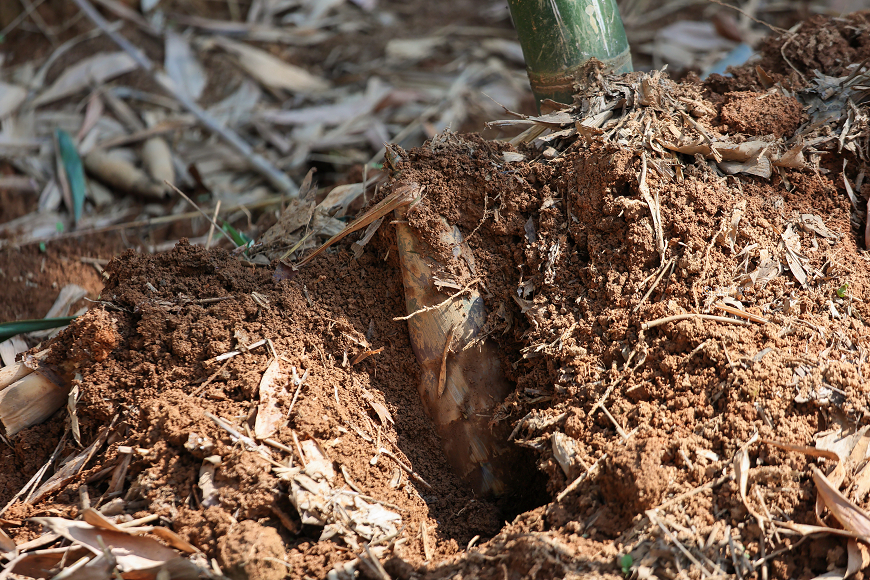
<box><xmin>2</xmin><ymin>11</ymin><xmax>870</xmax><ymax>580</ymax></box>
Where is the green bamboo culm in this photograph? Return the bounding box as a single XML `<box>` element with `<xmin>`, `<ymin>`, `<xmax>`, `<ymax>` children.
<box><xmin>506</xmin><ymin>0</ymin><xmax>633</xmax><ymax>111</ymax></box>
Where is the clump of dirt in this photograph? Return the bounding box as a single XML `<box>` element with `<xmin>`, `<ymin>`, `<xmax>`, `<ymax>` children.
<box><xmin>720</xmin><ymin>91</ymin><xmax>804</xmax><ymax>137</ymax></box>
<box><xmin>3</xmin><ymin>11</ymin><xmax>870</xmax><ymax>580</ymax></box>
<box><xmin>600</xmin><ymin>437</ymin><xmax>674</xmax><ymax>519</ymax></box>
<box><xmin>218</xmin><ymin>520</ymin><xmax>287</xmax><ymax>580</ymax></box>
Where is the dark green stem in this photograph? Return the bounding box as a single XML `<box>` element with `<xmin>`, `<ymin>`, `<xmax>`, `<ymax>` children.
<box><xmin>507</xmin><ymin>0</ymin><xmax>632</xmax><ymax>110</ymax></box>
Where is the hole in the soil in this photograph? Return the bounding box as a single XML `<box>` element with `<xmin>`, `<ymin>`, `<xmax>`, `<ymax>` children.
<box><xmin>493</xmin><ymin>448</ymin><xmax>550</xmax><ymax>522</ymax></box>
<box><xmin>616</xmin><ymin>180</ymin><xmax>633</xmax><ymax>197</ymax></box>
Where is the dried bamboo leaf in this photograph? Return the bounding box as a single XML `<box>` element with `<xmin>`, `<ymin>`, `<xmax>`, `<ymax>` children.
<box><xmin>30</xmin><ymin>517</ymin><xmax>186</xmax><ymax>573</ymax></box>
<box><xmin>199</xmin><ymin>457</ymin><xmax>220</xmax><ymax>508</ymax></box>
<box><xmin>29</xmin><ymin>420</ymin><xmax>115</xmax><ymax>504</ymax></box>
<box><xmin>79</xmin><ymin>507</ymin><xmax>197</xmax><ymax>552</ymax></box>
<box><xmin>763</xmin><ymin>438</ymin><xmax>840</xmax><ymax>461</ymax></box>
<box><xmin>0</xmin><ymin>546</ymin><xmax>93</xmax><ymax>580</ymax></box>
<box><xmin>719</xmin><ymin>155</ymin><xmax>772</xmax><ymax>178</ymax></box>
<box><xmin>258</xmin><ymin>79</ymin><xmax>391</xmax><ymax>126</ymax></box>
<box><xmin>317</xmin><ymin>182</ymin><xmax>366</xmax><ymax>219</ymax></box>
<box><xmin>847</xmin><ymin>539</ymin><xmax>870</xmax><ymax>577</ymax></box>
<box><xmin>0</xmin><ymin>526</ymin><xmax>15</xmax><ymax>559</ymax></box>
<box><xmin>34</xmin><ymin>52</ymin><xmax>137</xmax><ymax>107</ymax></box>
<box><xmin>781</xmin><ymin>239</ymin><xmax>808</xmax><ymax>287</ymax></box>
<box><xmin>294</xmin><ymin>182</ymin><xmax>421</xmax><ymax>268</ymax></box>
<box><xmin>854</xmin><ymin>462</ymin><xmax>870</xmax><ymax>504</ymax></box>
<box><xmin>164</xmin><ymin>30</ymin><xmax>206</xmax><ymax>102</ymax></box>
<box><xmin>717</xmin><ymin>200</ymin><xmax>745</xmax><ymax>252</ymax></box>
<box><xmin>799</xmin><ymin>214</ymin><xmax>841</xmax><ymax>240</ymax></box>
<box><xmin>812</xmin><ymin>464</ymin><xmax>870</xmax><ymax>536</ymax></box>
<box><xmin>774</xmin><ymin>142</ymin><xmax>807</xmax><ymax>169</ymax></box>
<box><xmin>733</xmin><ymin>448</ymin><xmax>761</xmax><ymax>520</ymax></box>
<box><xmin>77</xmin><ymin>92</ymin><xmax>105</xmax><ymax>143</ymax></box>
<box><xmin>144</xmin><ymin>526</ymin><xmax>199</xmax><ymax>554</ymax></box>
<box><xmin>81</xmin><ymin>507</ymin><xmax>125</xmax><ymax>531</ymax></box>
<box><xmin>212</xmin><ymin>37</ymin><xmax>329</xmax><ymax>94</ymax></box>
<box><xmin>0</xmin><ymin>82</ymin><xmax>27</xmax><ymax>118</ymax></box>
<box><xmin>255</xmin><ymin>358</ymin><xmax>287</xmax><ymax>440</ymax></box>
<box><xmin>551</xmin><ymin>432</ymin><xmax>579</xmax><ymax>478</ymax></box>
<box><xmin>365</xmin><ymin>397</ymin><xmax>394</xmax><ymax>427</ymax></box>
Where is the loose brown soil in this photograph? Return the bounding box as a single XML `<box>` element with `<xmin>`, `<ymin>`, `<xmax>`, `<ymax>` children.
<box><xmin>3</xmin><ymin>9</ymin><xmax>870</xmax><ymax>580</ymax></box>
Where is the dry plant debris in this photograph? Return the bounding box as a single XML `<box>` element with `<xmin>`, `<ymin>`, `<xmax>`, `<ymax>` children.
<box><xmin>2</xmin><ymin>2</ymin><xmax>870</xmax><ymax>580</ymax></box>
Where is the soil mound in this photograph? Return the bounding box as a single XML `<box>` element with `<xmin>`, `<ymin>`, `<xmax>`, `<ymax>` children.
<box><xmin>3</xmin><ymin>12</ymin><xmax>870</xmax><ymax>580</ymax></box>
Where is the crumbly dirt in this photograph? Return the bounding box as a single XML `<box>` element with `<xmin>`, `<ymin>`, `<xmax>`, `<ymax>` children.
<box><xmin>2</xmin><ymin>10</ymin><xmax>870</xmax><ymax>580</ymax></box>
<box><xmin>719</xmin><ymin>91</ymin><xmax>804</xmax><ymax>137</ymax></box>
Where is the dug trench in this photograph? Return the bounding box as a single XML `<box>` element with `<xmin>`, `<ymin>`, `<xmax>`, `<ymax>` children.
<box><xmin>2</xmin><ymin>12</ymin><xmax>870</xmax><ymax>579</ymax></box>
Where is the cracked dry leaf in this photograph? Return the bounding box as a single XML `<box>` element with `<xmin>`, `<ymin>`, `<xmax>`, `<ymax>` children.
<box><xmin>551</xmin><ymin>432</ymin><xmax>580</xmax><ymax>478</ymax></box>
<box><xmin>774</xmin><ymin>141</ymin><xmax>807</xmax><ymax>169</ymax></box>
<box><xmin>255</xmin><ymin>358</ymin><xmax>288</xmax><ymax>440</ymax></box>
<box><xmin>799</xmin><ymin>214</ymin><xmax>841</xmax><ymax>240</ymax></box>
<box><xmin>781</xmin><ymin>225</ymin><xmax>808</xmax><ymax>287</ymax></box>
<box><xmin>82</xmin><ymin>508</ymin><xmax>198</xmax><ymax>553</ymax></box>
<box><xmin>29</xmin><ymin>517</ymin><xmax>193</xmax><ymax>575</ymax></box>
<box><xmin>719</xmin><ymin>155</ymin><xmax>772</xmax><ymax>178</ymax></box>
<box><xmin>275</xmin><ymin>440</ymin><xmax>400</xmax><ymax>548</ymax></box>
<box><xmin>364</xmin><ymin>393</ymin><xmax>394</xmax><ymax>426</ymax></box>
<box><xmin>717</xmin><ymin>200</ymin><xmax>745</xmax><ymax>253</ymax></box>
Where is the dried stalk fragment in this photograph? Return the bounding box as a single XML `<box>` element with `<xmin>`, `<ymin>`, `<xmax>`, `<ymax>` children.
<box><xmin>0</xmin><ymin>368</ymin><xmax>68</xmax><ymax>437</ymax></box>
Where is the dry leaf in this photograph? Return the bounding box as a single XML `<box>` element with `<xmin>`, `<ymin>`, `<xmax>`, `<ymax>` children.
<box><xmin>733</xmin><ymin>448</ymin><xmax>762</xmax><ymax>520</ymax></box>
<box><xmin>199</xmin><ymin>456</ymin><xmax>220</xmax><ymax>508</ymax></box>
<box><xmin>847</xmin><ymin>539</ymin><xmax>870</xmax><ymax>577</ymax></box>
<box><xmin>255</xmin><ymin>358</ymin><xmax>287</xmax><ymax>440</ymax></box>
<box><xmin>29</xmin><ymin>421</ymin><xmax>116</xmax><ymax>504</ymax></box>
<box><xmin>0</xmin><ymin>82</ymin><xmax>27</xmax><ymax>118</ymax></box>
<box><xmin>68</xmin><ymin>384</ymin><xmax>81</xmax><ymax>446</ymax></box>
<box><xmin>30</xmin><ymin>517</ymin><xmax>185</xmax><ymax>573</ymax></box>
<box><xmin>34</xmin><ymin>53</ymin><xmax>137</xmax><ymax>107</ymax></box>
<box><xmin>365</xmin><ymin>394</ymin><xmax>394</xmax><ymax>426</ymax></box>
<box><xmin>275</xmin><ymin>439</ymin><xmax>400</xmax><ymax>549</ymax></box>
<box><xmin>259</xmin><ymin>78</ymin><xmax>391</xmax><ymax>127</ymax></box>
<box><xmin>780</xmin><ymin>225</ymin><xmax>808</xmax><ymax>287</ymax></box>
<box><xmin>79</xmin><ymin>509</ymin><xmax>199</xmax><ymax>554</ymax></box>
<box><xmin>0</xmin><ymin>546</ymin><xmax>93</xmax><ymax>580</ymax></box>
<box><xmin>812</xmin><ymin>464</ymin><xmax>870</xmax><ymax>536</ymax></box>
<box><xmin>717</xmin><ymin>200</ymin><xmax>745</xmax><ymax>252</ymax></box>
<box><xmin>774</xmin><ymin>142</ymin><xmax>807</xmax><ymax>169</ymax></box>
<box><xmin>799</xmin><ymin>214</ymin><xmax>840</xmax><ymax>240</ymax></box>
<box><xmin>0</xmin><ymin>526</ymin><xmax>16</xmax><ymax>559</ymax></box>
<box><xmin>213</xmin><ymin>37</ymin><xmax>329</xmax><ymax>94</ymax></box>
<box><xmin>551</xmin><ymin>432</ymin><xmax>580</xmax><ymax>478</ymax></box>
<box><xmin>164</xmin><ymin>31</ymin><xmax>206</xmax><ymax>102</ymax></box>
